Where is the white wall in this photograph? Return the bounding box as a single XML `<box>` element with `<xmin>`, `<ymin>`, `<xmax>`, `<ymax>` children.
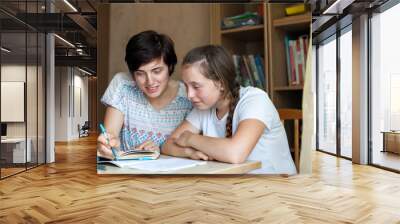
<box><xmin>55</xmin><ymin>67</ymin><xmax>89</xmax><ymax>141</ymax></box>
<box><xmin>72</xmin><ymin>72</ymin><xmax>89</xmax><ymax>138</ymax></box>
<box><xmin>1</xmin><ymin>65</ymin><xmax>35</xmax><ymax>137</ymax></box>
<box><xmin>1</xmin><ymin>82</ymin><xmax>25</xmax><ymax>122</ymax></box>
<box><xmin>55</xmin><ymin>66</ymin><xmax>69</xmax><ymax>141</ymax></box>
<box><xmin>1</xmin><ymin>63</ymin><xmax>46</xmax><ymax>163</ymax></box>
<box><xmin>1</xmin><ymin>64</ymin><xmax>26</xmax><ymax>81</ymax></box>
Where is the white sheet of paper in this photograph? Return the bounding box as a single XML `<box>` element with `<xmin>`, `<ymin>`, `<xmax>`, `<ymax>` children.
<box><xmin>125</xmin><ymin>157</ymin><xmax>207</xmax><ymax>172</ymax></box>
<box><xmin>98</xmin><ymin>159</ymin><xmax>151</xmax><ymax>168</ymax></box>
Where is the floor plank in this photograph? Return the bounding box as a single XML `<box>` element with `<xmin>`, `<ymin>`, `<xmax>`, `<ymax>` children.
<box><xmin>0</xmin><ymin>135</ymin><xmax>400</xmax><ymax>223</ymax></box>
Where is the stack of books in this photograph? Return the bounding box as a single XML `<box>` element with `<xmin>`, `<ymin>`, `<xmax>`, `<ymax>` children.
<box><xmin>284</xmin><ymin>35</ymin><xmax>309</xmax><ymax>86</ymax></box>
<box><xmin>221</xmin><ymin>11</ymin><xmax>263</xmax><ymax>30</ymax></box>
<box><xmin>232</xmin><ymin>54</ymin><xmax>266</xmax><ymax>90</ymax></box>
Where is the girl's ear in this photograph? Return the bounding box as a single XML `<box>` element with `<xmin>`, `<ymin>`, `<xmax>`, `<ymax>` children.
<box><xmin>214</xmin><ymin>80</ymin><xmax>223</xmax><ymax>91</ymax></box>
<box><xmin>217</xmin><ymin>81</ymin><xmax>224</xmax><ymax>92</ymax></box>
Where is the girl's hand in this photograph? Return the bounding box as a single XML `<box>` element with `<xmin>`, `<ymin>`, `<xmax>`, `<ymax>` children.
<box><xmin>97</xmin><ymin>133</ymin><xmax>120</xmax><ymax>159</ymax></box>
<box><xmin>136</xmin><ymin>139</ymin><xmax>160</xmax><ymax>152</ymax></box>
<box><xmin>174</xmin><ymin>131</ymin><xmax>193</xmax><ymax>148</ymax></box>
<box><xmin>186</xmin><ymin>148</ymin><xmax>210</xmax><ymax>160</ymax></box>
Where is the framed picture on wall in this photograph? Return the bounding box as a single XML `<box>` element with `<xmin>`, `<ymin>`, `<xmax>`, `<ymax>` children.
<box><xmin>1</xmin><ymin>81</ymin><xmax>25</xmax><ymax>122</ymax></box>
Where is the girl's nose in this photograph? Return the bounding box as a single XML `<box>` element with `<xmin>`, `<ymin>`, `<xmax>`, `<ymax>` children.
<box><xmin>187</xmin><ymin>87</ymin><xmax>195</xmax><ymax>99</ymax></box>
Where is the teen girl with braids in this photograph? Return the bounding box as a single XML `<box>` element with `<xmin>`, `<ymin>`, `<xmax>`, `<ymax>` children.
<box><xmin>162</xmin><ymin>45</ymin><xmax>297</xmax><ymax>174</ymax></box>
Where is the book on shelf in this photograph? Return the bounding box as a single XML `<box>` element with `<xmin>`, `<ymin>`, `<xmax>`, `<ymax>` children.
<box><xmin>254</xmin><ymin>54</ymin><xmax>266</xmax><ymax>89</ymax></box>
<box><xmin>242</xmin><ymin>55</ymin><xmax>255</xmax><ymax>86</ymax></box>
<box><xmin>232</xmin><ymin>54</ymin><xmax>266</xmax><ymax>90</ymax></box>
<box><xmin>294</xmin><ymin>38</ymin><xmax>302</xmax><ymax>85</ymax></box>
<box><xmin>221</xmin><ymin>11</ymin><xmax>263</xmax><ymax>30</ymax></box>
<box><xmin>284</xmin><ymin>34</ymin><xmax>309</xmax><ymax>86</ymax></box>
<box><xmin>285</xmin><ymin>37</ymin><xmax>297</xmax><ymax>86</ymax></box>
<box><xmin>232</xmin><ymin>55</ymin><xmax>242</xmax><ymax>84</ymax></box>
<box><xmin>300</xmin><ymin>35</ymin><xmax>308</xmax><ymax>62</ymax></box>
<box><xmin>236</xmin><ymin>55</ymin><xmax>250</xmax><ymax>87</ymax></box>
<box><xmin>248</xmin><ymin>55</ymin><xmax>263</xmax><ymax>89</ymax></box>
<box><xmin>284</xmin><ymin>35</ymin><xmax>292</xmax><ymax>85</ymax></box>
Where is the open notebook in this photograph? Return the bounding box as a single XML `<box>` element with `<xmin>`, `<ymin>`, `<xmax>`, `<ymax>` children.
<box><xmin>98</xmin><ymin>148</ymin><xmax>160</xmax><ymax>161</ymax></box>
<box><xmin>98</xmin><ymin>157</ymin><xmax>207</xmax><ymax>172</ymax></box>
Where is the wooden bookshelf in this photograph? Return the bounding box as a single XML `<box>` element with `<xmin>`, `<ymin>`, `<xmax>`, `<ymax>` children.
<box><xmin>273</xmin><ymin>12</ymin><xmax>311</xmax><ymax>31</ymax></box>
<box><xmin>274</xmin><ymin>85</ymin><xmax>304</xmax><ymax>91</ymax></box>
<box><xmin>211</xmin><ymin>3</ymin><xmax>310</xmax><ymax>108</ymax></box>
<box><xmin>267</xmin><ymin>4</ymin><xmax>310</xmax><ymax>110</ymax></box>
<box><xmin>210</xmin><ymin>3</ymin><xmax>269</xmax><ymax>92</ymax></box>
<box><xmin>220</xmin><ymin>24</ymin><xmax>264</xmax><ymax>34</ymax></box>
<box><xmin>210</xmin><ymin>3</ymin><xmax>311</xmax><ymax>153</ymax></box>
<box><xmin>220</xmin><ymin>25</ymin><xmax>264</xmax><ymax>41</ymax></box>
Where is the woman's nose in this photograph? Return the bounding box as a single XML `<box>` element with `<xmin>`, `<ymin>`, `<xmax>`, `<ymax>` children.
<box><xmin>146</xmin><ymin>74</ymin><xmax>154</xmax><ymax>85</ymax></box>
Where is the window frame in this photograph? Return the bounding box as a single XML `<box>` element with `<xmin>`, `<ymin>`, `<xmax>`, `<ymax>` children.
<box><xmin>0</xmin><ymin>1</ymin><xmax>48</xmax><ymax>179</ymax></box>
<box><xmin>367</xmin><ymin>1</ymin><xmax>400</xmax><ymax>173</ymax></box>
<box><xmin>315</xmin><ymin>21</ymin><xmax>353</xmax><ymax>160</ymax></box>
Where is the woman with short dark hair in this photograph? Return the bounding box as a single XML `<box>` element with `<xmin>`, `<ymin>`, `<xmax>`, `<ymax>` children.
<box><xmin>124</xmin><ymin>30</ymin><xmax>177</xmax><ymax>76</ymax></box>
<box><xmin>97</xmin><ymin>30</ymin><xmax>192</xmax><ymax>159</ymax></box>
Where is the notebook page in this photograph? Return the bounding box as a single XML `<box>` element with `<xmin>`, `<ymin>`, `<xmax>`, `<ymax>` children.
<box><xmin>98</xmin><ymin>159</ymin><xmax>151</xmax><ymax>168</ymax></box>
<box><xmin>125</xmin><ymin>157</ymin><xmax>207</xmax><ymax>172</ymax></box>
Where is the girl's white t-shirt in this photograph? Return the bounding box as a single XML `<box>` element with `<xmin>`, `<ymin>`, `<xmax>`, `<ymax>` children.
<box><xmin>186</xmin><ymin>86</ymin><xmax>297</xmax><ymax>174</ymax></box>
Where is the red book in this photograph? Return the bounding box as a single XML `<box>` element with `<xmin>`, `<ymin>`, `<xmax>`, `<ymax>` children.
<box><xmin>289</xmin><ymin>41</ymin><xmax>296</xmax><ymax>85</ymax></box>
<box><xmin>295</xmin><ymin>39</ymin><xmax>302</xmax><ymax>85</ymax></box>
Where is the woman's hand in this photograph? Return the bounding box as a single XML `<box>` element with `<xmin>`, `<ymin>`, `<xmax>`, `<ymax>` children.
<box><xmin>97</xmin><ymin>133</ymin><xmax>120</xmax><ymax>159</ymax></box>
<box><xmin>174</xmin><ymin>131</ymin><xmax>194</xmax><ymax>148</ymax></box>
<box><xmin>136</xmin><ymin>139</ymin><xmax>160</xmax><ymax>152</ymax></box>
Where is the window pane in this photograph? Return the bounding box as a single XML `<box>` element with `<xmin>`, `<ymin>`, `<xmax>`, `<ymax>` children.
<box><xmin>0</xmin><ymin>1</ymin><xmax>47</xmax><ymax>179</ymax></box>
<box><xmin>318</xmin><ymin>36</ymin><xmax>337</xmax><ymax>154</ymax></box>
<box><xmin>371</xmin><ymin>3</ymin><xmax>400</xmax><ymax>171</ymax></box>
<box><xmin>340</xmin><ymin>29</ymin><xmax>352</xmax><ymax>158</ymax></box>
<box><xmin>27</xmin><ymin>31</ymin><xmax>38</xmax><ymax>169</ymax></box>
<box><xmin>1</xmin><ymin>31</ymin><xmax>28</xmax><ymax>177</ymax></box>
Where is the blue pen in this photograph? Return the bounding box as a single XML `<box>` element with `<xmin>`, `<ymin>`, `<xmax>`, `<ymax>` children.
<box><xmin>137</xmin><ymin>157</ymin><xmax>153</xmax><ymax>161</ymax></box>
<box><xmin>99</xmin><ymin>123</ymin><xmax>118</xmax><ymax>159</ymax></box>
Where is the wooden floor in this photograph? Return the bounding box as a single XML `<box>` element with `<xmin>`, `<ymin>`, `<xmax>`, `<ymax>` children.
<box><xmin>1</xmin><ymin>163</ymin><xmax>45</xmax><ymax>178</ymax></box>
<box><xmin>1</xmin><ymin>167</ymin><xmax>25</xmax><ymax>177</ymax></box>
<box><xmin>1</xmin><ymin>136</ymin><xmax>400</xmax><ymax>223</ymax></box>
<box><xmin>372</xmin><ymin>150</ymin><xmax>400</xmax><ymax>171</ymax></box>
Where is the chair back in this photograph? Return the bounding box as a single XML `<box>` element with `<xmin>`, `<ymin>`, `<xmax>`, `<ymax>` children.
<box><xmin>278</xmin><ymin>109</ymin><xmax>302</xmax><ymax>172</ymax></box>
<box><xmin>82</xmin><ymin>121</ymin><xmax>90</xmax><ymax>130</ymax></box>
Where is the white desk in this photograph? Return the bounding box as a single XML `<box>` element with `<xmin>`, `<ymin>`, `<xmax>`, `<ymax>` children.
<box><xmin>1</xmin><ymin>138</ymin><xmax>31</xmax><ymax>163</ymax></box>
<box><xmin>97</xmin><ymin>155</ymin><xmax>261</xmax><ymax>174</ymax></box>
